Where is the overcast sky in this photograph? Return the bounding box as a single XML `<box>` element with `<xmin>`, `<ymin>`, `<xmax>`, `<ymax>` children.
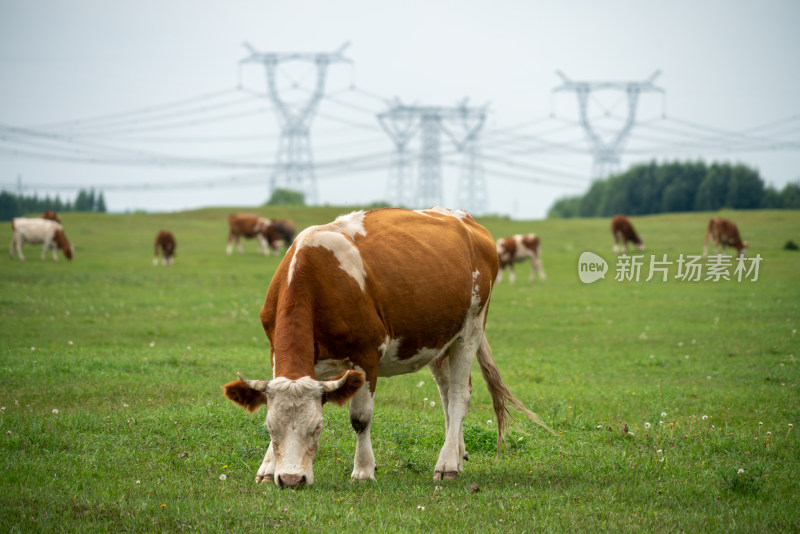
<box><xmin>1</xmin><ymin>1</ymin><xmax>798</xmax><ymax>219</ymax></box>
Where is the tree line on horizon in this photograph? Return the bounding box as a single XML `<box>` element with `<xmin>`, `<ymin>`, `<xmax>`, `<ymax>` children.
<box><xmin>547</xmin><ymin>161</ymin><xmax>800</xmax><ymax>218</ymax></box>
<box><xmin>0</xmin><ymin>188</ymin><xmax>107</xmax><ymax>221</ymax></box>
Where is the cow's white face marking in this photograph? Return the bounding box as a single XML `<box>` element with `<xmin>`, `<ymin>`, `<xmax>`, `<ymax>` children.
<box><xmin>288</xmin><ymin>211</ymin><xmax>367</xmax><ymax>292</ymax></box>
<box><xmin>264</xmin><ymin>377</ymin><xmax>325</xmax><ymax>487</ymax></box>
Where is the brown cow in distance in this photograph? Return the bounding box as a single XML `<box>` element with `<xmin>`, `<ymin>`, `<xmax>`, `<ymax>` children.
<box><xmin>263</xmin><ymin>219</ymin><xmax>295</xmax><ymax>256</ymax></box>
<box><xmin>42</xmin><ymin>210</ymin><xmax>61</xmax><ymax>223</ymax></box>
<box><xmin>703</xmin><ymin>217</ymin><xmax>748</xmax><ymax>258</ymax></box>
<box><xmin>611</xmin><ymin>214</ymin><xmax>644</xmax><ymax>253</ymax></box>
<box><xmin>496</xmin><ymin>234</ymin><xmax>546</xmax><ymax>283</ymax></box>
<box><xmin>222</xmin><ymin>207</ymin><xmax>552</xmax><ymax>488</ymax></box>
<box><xmin>227</xmin><ymin>214</ymin><xmax>271</xmax><ymax>255</ymax></box>
<box><xmin>153</xmin><ymin>230</ymin><xmax>176</xmax><ymax>266</ymax></box>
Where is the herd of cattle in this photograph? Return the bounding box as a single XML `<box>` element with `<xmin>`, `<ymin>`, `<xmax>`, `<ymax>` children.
<box><xmin>7</xmin><ymin>207</ymin><xmax>750</xmax><ymax>487</ymax></box>
<box><xmin>8</xmin><ymin>209</ymin><xmax>750</xmax><ymax>269</ymax></box>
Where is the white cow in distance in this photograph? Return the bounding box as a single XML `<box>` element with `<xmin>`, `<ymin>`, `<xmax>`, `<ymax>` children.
<box><xmin>10</xmin><ymin>217</ymin><xmax>74</xmax><ymax>261</ymax></box>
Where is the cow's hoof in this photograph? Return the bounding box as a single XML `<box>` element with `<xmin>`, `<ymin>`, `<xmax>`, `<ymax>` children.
<box><xmin>255</xmin><ymin>474</ymin><xmax>273</xmax><ymax>484</ymax></box>
<box><xmin>433</xmin><ymin>470</ymin><xmax>459</xmax><ymax>481</ymax></box>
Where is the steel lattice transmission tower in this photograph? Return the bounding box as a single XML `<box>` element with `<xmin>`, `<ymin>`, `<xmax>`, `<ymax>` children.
<box><xmin>377</xmin><ymin>102</ymin><xmax>487</xmax><ymax>212</ymax></box>
<box><xmin>241</xmin><ymin>42</ymin><xmax>351</xmax><ymax>204</ymax></box>
<box><xmin>553</xmin><ymin>70</ymin><xmax>664</xmax><ymax>179</ymax></box>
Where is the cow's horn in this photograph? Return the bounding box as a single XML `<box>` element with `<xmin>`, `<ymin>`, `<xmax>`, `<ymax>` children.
<box><xmin>237</xmin><ymin>373</ymin><xmax>269</xmax><ymax>392</ymax></box>
<box><xmin>320</xmin><ymin>370</ymin><xmax>352</xmax><ymax>392</ymax></box>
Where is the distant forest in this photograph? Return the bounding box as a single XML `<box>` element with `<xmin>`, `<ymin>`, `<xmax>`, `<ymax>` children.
<box><xmin>0</xmin><ymin>188</ymin><xmax>106</xmax><ymax>221</ymax></box>
<box><xmin>548</xmin><ymin>161</ymin><xmax>800</xmax><ymax>218</ymax></box>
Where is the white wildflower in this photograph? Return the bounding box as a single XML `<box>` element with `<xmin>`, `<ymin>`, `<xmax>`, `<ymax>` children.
<box><xmin>429</xmin><ymin>401</ymin><xmax>435</xmax><ymax>407</ymax></box>
<box><xmin>219</xmin><ymin>474</ymin><xmax>227</xmax><ymax>481</ymax></box>
<box><xmin>737</xmin><ymin>468</ymin><xmax>744</xmax><ymax>475</ymax></box>
<box><xmin>661</xmin><ymin>412</ymin><xmax>667</xmax><ymax>417</ymax></box>
<box><xmin>702</xmin><ymin>415</ymin><xmax>709</xmax><ymax>421</ymax></box>
<box><xmin>52</xmin><ymin>409</ymin><xmax>59</xmax><ymax>414</ymax></box>
<box><xmin>416</xmin><ymin>381</ymin><xmax>424</xmax><ymax>388</ymax></box>
<box><xmin>149</xmin><ymin>341</ymin><xmax>155</xmax><ymax>348</ymax></box>
<box><xmin>417</xmin><ymin>505</ymin><xmax>425</xmax><ymax>511</ymax></box>
<box><xmin>644</xmin><ymin>422</ymin><xmax>651</xmax><ymax>429</ymax></box>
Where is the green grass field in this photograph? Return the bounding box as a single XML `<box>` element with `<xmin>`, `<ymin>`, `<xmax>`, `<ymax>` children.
<box><xmin>1</xmin><ymin>207</ymin><xmax>798</xmax><ymax>532</ymax></box>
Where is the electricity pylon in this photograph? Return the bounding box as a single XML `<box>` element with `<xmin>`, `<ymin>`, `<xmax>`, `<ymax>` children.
<box><xmin>241</xmin><ymin>42</ymin><xmax>351</xmax><ymax>204</ymax></box>
<box><xmin>377</xmin><ymin>101</ymin><xmax>487</xmax><ymax>212</ymax></box>
<box><xmin>554</xmin><ymin>70</ymin><xmax>664</xmax><ymax>179</ymax></box>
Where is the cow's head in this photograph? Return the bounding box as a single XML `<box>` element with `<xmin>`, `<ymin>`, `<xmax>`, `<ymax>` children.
<box><xmin>223</xmin><ymin>370</ymin><xmax>364</xmax><ymax>487</ymax></box>
<box><xmin>738</xmin><ymin>242</ymin><xmax>750</xmax><ymax>258</ymax></box>
<box><xmin>54</xmin><ymin>230</ymin><xmax>73</xmax><ymax>261</ymax></box>
<box><xmin>496</xmin><ymin>243</ymin><xmax>512</xmax><ymax>268</ymax></box>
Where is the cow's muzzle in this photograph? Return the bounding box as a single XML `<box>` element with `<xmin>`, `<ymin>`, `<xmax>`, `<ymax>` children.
<box><xmin>278</xmin><ymin>474</ymin><xmax>306</xmax><ymax>488</ymax></box>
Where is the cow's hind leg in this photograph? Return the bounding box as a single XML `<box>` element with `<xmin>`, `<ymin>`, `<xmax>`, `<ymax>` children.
<box><xmin>429</xmin><ymin>357</ymin><xmax>470</xmax><ymax>465</ymax></box>
<box><xmin>255</xmin><ymin>442</ymin><xmax>277</xmax><ymax>484</ymax></box>
<box><xmin>432</xmin><ymin>336</ymin><xmax>478</xmax><ymax>481</ymax></box>
<box><xmin>349</xmin><ymin>380</ymin><xmax>376</xmax><ymax>481</ymax></box>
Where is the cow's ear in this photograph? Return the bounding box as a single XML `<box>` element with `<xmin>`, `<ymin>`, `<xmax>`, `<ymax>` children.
<box><xmin>223</xmin><ymin>380</ymin><xmax>267</xmax><ymax>413</ymax></box>
<box><xmin>321</xmin><ymin>370</ymin><xmax>365</xmax><ymax>406</ymax></box>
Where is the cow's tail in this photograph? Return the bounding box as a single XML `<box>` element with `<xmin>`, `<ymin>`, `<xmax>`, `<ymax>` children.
<box><xmin>476</xmin><ymin>334</ymin><xmax>555</xmax><ymax>454</ymax></box>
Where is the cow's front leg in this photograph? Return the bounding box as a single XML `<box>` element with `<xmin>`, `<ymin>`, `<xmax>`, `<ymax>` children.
<box><xmin>255</xmin><ymin>442</ymin><xmax>277</xmax><ymax>484</ymax></box>
<box><xmin>349</xmin><ymin>380</ymin><xmax>376</xmax><ymax>481</ymax></box>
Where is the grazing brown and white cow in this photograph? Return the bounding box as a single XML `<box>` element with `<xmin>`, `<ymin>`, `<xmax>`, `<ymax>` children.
<box><xmin>222</xmin><ymin>207</ymin><xmax>551</xmax><ymax>487</ymax></box>
<box><xmin>226</xmin><ymin>214</ymin><xmax>272</xmax><ymax>255</ymax></box>
<box><xmin>42</xmin><ymin>210</ymin><xmax>61</xmax><ymax>223</ymax></box>
<box><xmin>703</xmin><ymin>217</ymin><xmax>748</xmax><ymax>258</ymax></box>
<box><xmin>611</xmin><ymin>214</ymin><xmax>644</xmax><ymax>254</ymax></box>
<box><xmin>153</xmin><ymin>230</ymin><xmax>176</xmax><ymax>266</ymax></box>
<box><xmin>10</xmin><ymin>217</ymin><xmax>73</xmax><ymax>261</ymax></box>
<box><xmin>262</xmin><ymin>218</ymin><xmax>296</xmax><ymax>255</ymax></box>
<box><xmin>496</xmin><ymin>234</ymin><xmax>546</xmax><ymax>283</ymax></box>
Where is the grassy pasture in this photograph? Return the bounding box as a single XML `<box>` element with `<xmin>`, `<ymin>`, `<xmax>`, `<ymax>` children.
<box><xmin>1</xmin><ymin>207</ymin><xmax>798</xmax><ymax>532</ymax></box>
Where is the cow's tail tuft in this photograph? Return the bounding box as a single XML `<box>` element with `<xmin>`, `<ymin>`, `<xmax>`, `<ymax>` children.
<box><xmin>476</xmin><ymin>334</ymin><xmax>555</xmax><ymax>453</ymax></box>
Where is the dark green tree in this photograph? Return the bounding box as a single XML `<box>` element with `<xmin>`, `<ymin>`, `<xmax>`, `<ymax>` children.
<box><xmin>74</xmin><ymin>189</ymin><xmax>91</xmax><ymax>211</ymax></box>
<box><xmin>95</xmin><ymin>191</ymin><xmax>107</xmax><ymax>212</ymax></box>
<box><xmin>726</xmin><ymin>165</ymin><xmax>763</xmax><ymax>209</ymax></box>
<box><xmin>0</xmin><ymin>191</ymin><xmax>20</xmax><ymax>221</ymax></box>
<box><xmin>780</xmin><ymin>181</ymin><xmax>800</xmax><ymax>209</ymax></box>
<box><xmin>265</xmin><ymin>188</ymin><xmax>305</xmax><ymax>206</ymax></box>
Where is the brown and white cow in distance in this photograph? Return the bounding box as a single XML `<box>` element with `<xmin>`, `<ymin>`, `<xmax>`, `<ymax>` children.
<box><xmin>153</xmin><ymin>230</ymin><xmax>176</xmax><ymax>266</ymax></box>
<box><xmin>611</xmin><ymin>214</ymin><xmax>644</xmax><ymax>254</ymax></box>
<box><xmin>10</xmin><ymin>217</ymin><xmax>73</xmax><ymax>261</ymax></box>
<box><xmin>222</xmin><ymin>207</ymin><xmax>552</xmax><ymax>487</ymax></box>
<box><xmin>263</xmin><ymin>218</ymin><xmax>295</xmax><ymax>256</ymax></box>
<box><xmin>703</xmin><ymin>217</ymin><xmax>748</xmax><ymax>258</ymax></box>
<box><xmin>496</xmin><ymin>234</ymin><xmax>546</xmax><ymax>283</ymax></box>
<box><xmin>226</xmin><ymin>214</ymin><xmax>271</xmax><ymax>255</ymax></box>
